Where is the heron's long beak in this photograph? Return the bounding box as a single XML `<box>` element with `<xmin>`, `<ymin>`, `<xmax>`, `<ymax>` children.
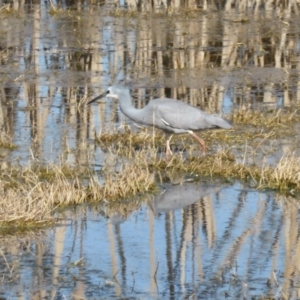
<box><xmin>87</xmin><ymin>91</ymin><xmax>107</xmax><ymax>105</ymax></box>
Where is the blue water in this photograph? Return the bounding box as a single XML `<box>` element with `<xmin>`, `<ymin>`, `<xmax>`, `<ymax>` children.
<box><xmin>1</xmin><ymin>182</ymin><xmax>297</xmax><ymax>299</ymax></box>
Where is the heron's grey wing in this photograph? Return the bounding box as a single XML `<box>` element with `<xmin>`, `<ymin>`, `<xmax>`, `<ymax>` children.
<box><xmin>150</xmin><ymin>99</ymin><xmax>219</xmax><ymax>131</ymax></box>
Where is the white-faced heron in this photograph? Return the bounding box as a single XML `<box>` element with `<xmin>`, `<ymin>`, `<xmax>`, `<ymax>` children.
<box><xmin>88</xmin><ymin>85</ymin><xmax>232</xmax><ymax>155</ymax></box>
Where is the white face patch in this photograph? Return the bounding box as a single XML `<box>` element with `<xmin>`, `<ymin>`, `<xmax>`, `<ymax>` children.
<box><xmin>106</xmin><ymin>88</ymin><xmax>119</xmax><ymax>99</ymax></box>
<box><xmin>106</xmin><ymin>93</ymin><xmax>119</xmax><ymax>99</ymax></box>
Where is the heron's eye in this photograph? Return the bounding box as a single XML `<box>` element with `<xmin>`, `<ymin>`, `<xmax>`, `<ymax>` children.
<box><xmin>106</xmin><ymin>90</ymin><xmax>110</xmax><ymax>94</ymax></box>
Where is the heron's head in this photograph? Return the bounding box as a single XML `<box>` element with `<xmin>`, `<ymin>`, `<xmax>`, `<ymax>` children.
<box><xmin>105</xmin><ymin>86</ymin><xmax>119</xmax><ymax>99</ymax></box>
<box><xmin>87</xmin><ymin>85</ymin><xmax>128</xmax><ymax>105</ymax></box>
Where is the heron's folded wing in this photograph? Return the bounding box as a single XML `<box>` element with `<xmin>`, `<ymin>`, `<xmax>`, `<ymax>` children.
<box><xmin>156</xmin><ymin>100</ymin><xmax>215</xmax><ymax>130</ymax></box>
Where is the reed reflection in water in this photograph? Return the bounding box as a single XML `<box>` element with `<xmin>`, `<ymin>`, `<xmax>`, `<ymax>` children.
<box><xmin>0</xmin><ymin>2</ymin><xmax>300</xmax><ymax>163</ymax></box>
<box><xmin>1</xmin><ymin>2</ymin><xmax>300</xmax><ymax>299</ymax></box>
<box><xmin>0</xmin><ymin>181</ymin><xmax>299</xmax><ymax>299</ymax></box>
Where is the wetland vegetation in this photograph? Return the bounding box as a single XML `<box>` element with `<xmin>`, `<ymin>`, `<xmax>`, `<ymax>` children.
<box><xmin>2</xmin><ymin>105</ymin><xmax>300</xmax><ymax>225</ymax></box>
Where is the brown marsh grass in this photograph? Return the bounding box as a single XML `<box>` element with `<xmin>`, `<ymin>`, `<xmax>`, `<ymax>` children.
<box><xmin>0</xmin><ymin>132</ymin><xmax>17</xmax><ymax>149</ymax></box>
<box><xmin>232</xmin><ymin>106</ymin><xmax>300</xmax><ymax>128</ymax></box>
<box><xmin>96</xmin><ymin>107</ymin><xmax>300</xmax><ymax>191</ymax></box>
<box><xmin>1</xmin><ymin>108</ymin><xmax>300</xmax><ymax>226</ymax></box>
<box><xmin>157</xmin><ymin>150</ymin><xmax>300</xmax><ymax>191</ymax></box>
<box><xmin>0</xmin><ymin>4</ymin><xmax>18</xmax><ymax>15</ymax></box>
<box><xmin>0</xmin><ymin>161</ymin><xmax>156</xmax><ymax>226</ymax></box>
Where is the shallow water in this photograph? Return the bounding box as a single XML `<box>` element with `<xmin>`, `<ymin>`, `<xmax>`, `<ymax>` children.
<box><xmin>1</xmin><ymin>181</ymin><xmax>300</xmax><ymax>299</ymax></box>
<box><xmin>1</xmin><ymin>1</ymin><xmax>300</xmax><ymax>299</ymax></box>
<box><xmin>0</xmin><ymin>1</ymin><xmax>300</xmax><ymax>164</ymax></box>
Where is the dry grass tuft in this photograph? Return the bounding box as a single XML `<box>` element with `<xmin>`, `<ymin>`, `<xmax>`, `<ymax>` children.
<box><xmin>48</xmin><ymin>1</ymin><xmax>82</xmax><ymax>18</ymax></box>
<box><xmin>1</xmin><ymin>146</ymin><xmax>300</xmax><ymax>227</ymax></box>
<box><xmin>108</xmin><ymin>6</ymin><xmax>205</xmax><ymax>18</ymax></box>
<box><xmin>151</xmin><ymin>150</ymin><xmax>300</xmax><ymax>192</ymax></box>
<box><xmin>259</xmin><ymin>154</ymin><xmax>300</xmax><ymax>191</ymax></box>
<box><xmin>0</xmin><ymin>132</ymin><xmax>17</xmax><ymax>149</ymax></box>
<box><xmin>0</xmin><ymin>4</ymin><xmax>17</xmax><ymax>15</ymax></box>
<box><xmin>109</xmin><ymin>7</ymin><xmax>140</xmax><ymax>17</ymax></box>
<box><xmin>87</xmin><ymin>163</ymin><xmax>156</xmax><ymax>201</ymax></box>
<box><xmin>0</xmin><ymin>161</ymin><xmax>156</xmax><ymax>226</ymax></box>
<box><xmin>232</xmin><ymin>107</ymin><xmax>300</xmax><ymax>127</ymax></box>
<box><xmin>97</xmin><ymin>127</ymin><xmax>166</xmax><ymax>156</ymax></box>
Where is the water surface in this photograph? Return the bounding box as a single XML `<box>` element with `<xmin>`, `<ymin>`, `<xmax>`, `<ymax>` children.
<box><xmin>1</xmin><ymin>1</ymin><xmax>300</xmax><ymax>299</ymax></box>
<box><xmin>1</xmin><ymin>181</ymin><xmax>300</xmax><ymax>299</ymax></box>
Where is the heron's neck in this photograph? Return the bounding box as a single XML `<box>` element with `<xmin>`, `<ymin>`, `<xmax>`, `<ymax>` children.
<box><xmin>118</xmin><ymin>92</ymin><xmax>141</xmax><ymax>122</ymax></box>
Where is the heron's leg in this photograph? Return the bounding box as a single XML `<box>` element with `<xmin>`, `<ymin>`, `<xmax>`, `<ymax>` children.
<box><xmin>166</xmin><ymin>133</ymin><xmax>173</xmax><ymax>156</ymax></box>
<box><xmin>189</xmin><ymin>131</ymin><xmax>206</xmax><ymax>154</ymax></box>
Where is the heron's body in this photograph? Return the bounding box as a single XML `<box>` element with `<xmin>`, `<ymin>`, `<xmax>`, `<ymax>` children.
<box><xmin>88</xmin><ymin>85</ymin><xmax>232</xmax><ymax>155</ymax></box>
